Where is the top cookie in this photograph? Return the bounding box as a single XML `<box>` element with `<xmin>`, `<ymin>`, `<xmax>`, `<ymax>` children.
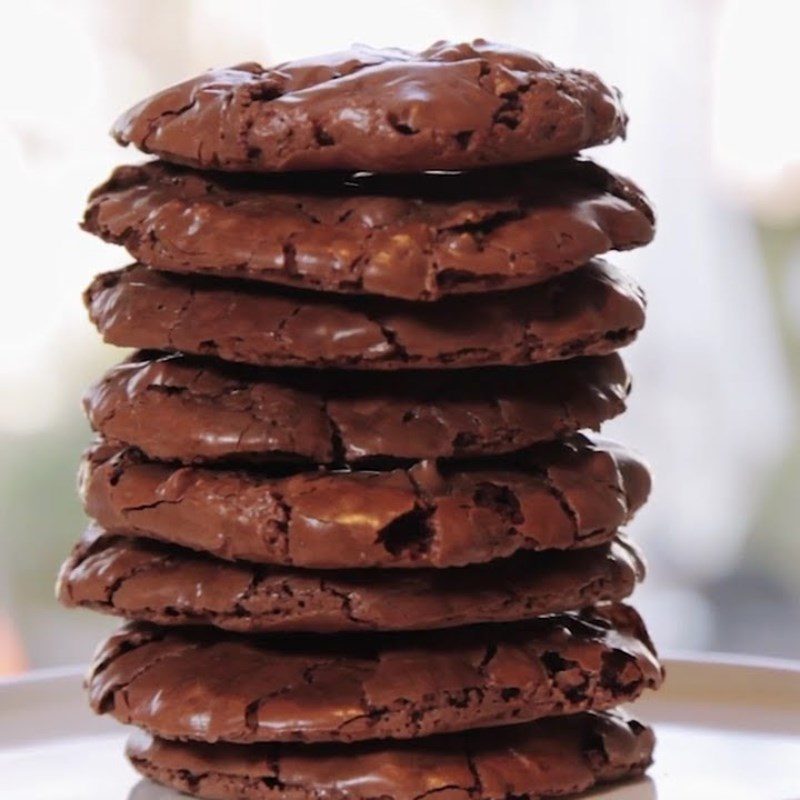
<box><xmin>111</xmin><ymin>40</ymin><xmax>627</xmax><ymax>173</ymax></box>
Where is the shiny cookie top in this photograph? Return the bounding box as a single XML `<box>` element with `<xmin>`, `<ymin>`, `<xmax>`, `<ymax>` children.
<box><xmin>112</xmin><ymin>40</ymin><xmax>627</xmax><ymax>173</ymax></box>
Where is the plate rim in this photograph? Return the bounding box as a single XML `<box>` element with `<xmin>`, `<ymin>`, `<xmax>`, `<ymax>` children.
<box><xmin>1</xmin><ymin>651</ymin><xmax>799</xmax><ymax>738</ymax></box>
<box><xmin>2</xmin><ymin>650</ymin><xmax>799</xmax><ymax>697</ymax></box>
<box><xmin>2</xmin><ymin>649</ymin><xmax>798</xmax><ymax>690</ymax></box>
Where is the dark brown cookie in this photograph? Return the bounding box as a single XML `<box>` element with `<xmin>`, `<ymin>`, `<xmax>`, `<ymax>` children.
<box><xmin>82</xmin><ymin>158</ymin><xmax>653</xmax><ymax>300</ymax></box>
<box><xmin>79</xmin><ymin>434</ymin><xmax>650</xmax><ymax>569</ymax></box>
<box><xmin>127</xmin><ymin>710</ymin><xmax>655</xmax><ymax>800</ymax></box>
<box><xmin>58</xmin><ymin>524</ymin><xmax>644</xmax><ymax>633</ymax></box>
<box><xmin>112</xmin><ymin>41</ymin><xmax>627</xmax><ymax>174</ymax></box>
<box><xmin>84</xmin><ymin>260</ymin><xmax>645</xmax><ymax>370</ymax></box>
<box><xmin>84</xmin><ymin>351</ymin><xmax>631</xmax><ymax>464</ymax></box>
<box><xmin>87</xmin><ymin>603</ymin><xmax>662</xmax><ymax>743</ymax></box>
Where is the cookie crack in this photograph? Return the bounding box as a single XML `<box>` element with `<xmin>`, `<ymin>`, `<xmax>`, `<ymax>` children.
<box><xmin>321</xmin><ymin>400</ymin><xmax>348</xmax><ymax>466</ymax></box>
<box><xmin>464</xmin><ymin>743</ymin><xmax>484</xmax><ymax>799</ymax></box>
<box><xmin>556</xmin><ymin>394</ymin><xmax>580</xmax><ymax>436</ymax></box>
<box><xmin>94</xmin><ymin>637</ymin><xmax>200</xmax><ymax>716</ymax></box>
<box><xmin>558</xmin><ymin>663</ymin><xmax>594</xmax><ymax>708</ymax></box>
<box><xmin>140</xmin><ymin>99</ymin><xmax>200</xmax><ymax>152</ymax></box>
<box><xmin>120</xmin><ymin>497</ymin><xmax>183</xmax><ymax>515</ymax></box>
<box><xmin>360</xmin><ymin>309</ymin><xmax>409</xmax><ymax>362</ymax></box>
<box><xmin>273</xmin><ymin>303</ymin><xmax>305</xmax><ymax>345</ymax></box>
<box><xmin>320</xmin><ymin>580</ymin><xmax>364</xmax><ymax>626</ymax></box>
<box><xmin>225</xmin><ymin>571</ymin><xmax>262</xmax><ymax>618</ymax></box>
<box><xmin>105</xmin><ymin>552</ymin><xmax>174</xmax><ymax>607</ymax></box>
<box><xmin>165</xmin><ymin>285</ymin><xmax>197</xmax><ymax>350</ymax></box>
<box><xmin>539</xmin><ymin>466</ymin><xmax>581</xmax><ymax>535</ymax></box>
<box><xmin>268</xmin><ymin>489</ymin><xmax>292</xmax><ymax>560</ymax></box>
<box><xmin>413</xmin><ymin>784</ymin><xmax>472</xmax><ymax>800</ymax></box>
<box><xmin>243</xmin><ymin>682</ymin><xmax>300</xmax><ymax>735</ymax></box>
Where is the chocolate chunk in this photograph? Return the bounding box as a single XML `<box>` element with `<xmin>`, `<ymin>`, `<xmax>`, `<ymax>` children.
<box><xmin>84</xmin><ymin>260</ymin><xmax>646</xmax><ymax>370</ymax></box>
<box><xmin>79</xmin><ymin>433</ymin><xmax>651</xmax><ymax>569</ymax></box>
<box><xmin>82</xmin><ymin>158</ymin><xmax>653</xmax><ymax>300</ymax></box>
<box><xmin>84</xmin><ymin>351</ymin><xmax>631</xmax><ymax>464</ymax></box>
<box><xmin>111</xmin><ymin>41</ymin><xmax>627</xmax><ymax>173</ymax></box>
<box><xmin>127</xmin><ymin>710</ymin><xmax>655</xmax><ymax>800</ymax></box>
<box><xmin>87</xmin><ymin>603</ymin><xmax>662</xmax><ymax>743</ymax></box>
<box><xmin>58</xmin><ymin>525</ymin><xmax>644</xmax><ymax>633</ymax></box>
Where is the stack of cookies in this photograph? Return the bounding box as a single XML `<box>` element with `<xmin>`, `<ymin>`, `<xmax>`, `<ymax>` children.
<box><xmin>58</xmin><ymin>41</ymin><xmax>663</xmax><ymax>800</ymax></box>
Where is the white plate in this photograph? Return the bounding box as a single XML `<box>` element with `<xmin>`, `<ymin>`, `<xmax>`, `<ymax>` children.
<box><xmin>1</xmin><ymin>654</ymin><xmax>800</xmax><ymax>800</ymax></box>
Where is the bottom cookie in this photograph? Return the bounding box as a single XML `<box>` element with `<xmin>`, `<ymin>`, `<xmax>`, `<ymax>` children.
<box><xmin>127</xmin><ymin>710</ymin><xmax>654</xmax><ymax>800</ymax></box>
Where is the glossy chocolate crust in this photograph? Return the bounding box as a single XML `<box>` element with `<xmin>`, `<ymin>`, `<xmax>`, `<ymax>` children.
<box><xmin>111</xmin><ymin>41</ymin><xmax>627</xmax><ymax>174</ymax></box>
<box><xmin>79</xmin><ymin>434</ymin><xmax>651</xmax><ymax>569</ymax></box>
<box><xmin>84</xmin><ymin>260</ymin><xmax>645</xmax><ymax>370</ymax></box>
<box><xmin>87</xmin><ymin>603</ymin><xmax>662</xmax><ymax>743</ymax></box>
<box><xmin>84</xmin><ymin>351</ymin><xmax>631</xmax><ymax>464</ymax></box>
<box><xmin>127</xmin><ymin>711</ymin><xmax>654</xmax><ymax>800</ymax></box>
<box><xmin>58</xmin><ymin>525</ymin><xmax>644</xmax><ymax>633</ymax></box>
<box><xmin>82</xmin><ymin>158</ymin><xmax>653</xmax><ymax>301</ymax></box>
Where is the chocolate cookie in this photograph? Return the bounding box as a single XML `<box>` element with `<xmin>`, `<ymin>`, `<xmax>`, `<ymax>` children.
<box><xmin>112</xmin><ymin>41</ymin><xmax>627</xmax><ymax>174</ymax></box>
<box><xmin>80</xmin><ymin>434</ymin><xmax>650</xmax><ymax>569</ymax></box>
<box><xmin>87</xmin><ymin>603</ymin><xmax>662</xmax><ymax>743</ymax></box>
<box><xmin>85</xmin><ymin>351</ymin><xmax>631</xmax><ymax>464</ymax></box>
<box><xmin>58</xmin><ymin>524</ymin><xmax>644</xmax><ymax>633</ymax></box>
<box><xmin>84</xmin><ymin>260</ymin><xmax>645</xmax><ymax>370</ymax></box>
<box><xmin>127</xmin><ymin>710</ymin><xmax>654</xmax><ymax>800</ymax></box>
<box><xmin>82</xmin><ymin>158</ymin><xmax>654</xmax><ymax>300</ymax></box>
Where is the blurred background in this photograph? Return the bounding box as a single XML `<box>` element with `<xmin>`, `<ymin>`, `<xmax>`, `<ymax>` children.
<box><xmin>0</xmin><ymin>0</ymin><xmax>798</xmax><ymax>673</ymax></box>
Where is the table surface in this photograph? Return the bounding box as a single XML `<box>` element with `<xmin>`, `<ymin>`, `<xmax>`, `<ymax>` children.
<box><xmin>2</xmin><ymin>653</ymin><xmax>800</xmax><ymax>800</ymax></box>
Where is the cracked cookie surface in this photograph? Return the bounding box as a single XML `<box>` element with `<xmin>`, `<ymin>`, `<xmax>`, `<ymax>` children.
<box><xmin>84</xmin><ymin>259</ymin><xmax>645</xmax><ymax>370</ymax></box>
<box><xmin>111</xmin><ymin>41</ymin><xmax>627</xmax><ymax>173</ymax></box>
<box><xmin>84</xmin><ymin>351</ymin><xmax>631</xmax><ymax>464</ymax></box>
<box><xmin>87</xmin><ymin>603</ymin><xmax>662</xmax><ymax>743</ymax></box>
<box><xmin>127</xmin><ymin>711</ymin><xmax>655</xmax><ymax>800</ymax></box>
<box><xmin>79</xmin><ymin>433</ymin><xmax>650</xmax><ymax>569</ymax></box>
<box><xmin>58</xmin><ymin>525</ymin><xmax>644</xmax><ymax>633</ymax></box>
<box><xmin>83</xmin><ymin>158</ymin><xmax>653</xmax><ymax>300</ymax></box>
